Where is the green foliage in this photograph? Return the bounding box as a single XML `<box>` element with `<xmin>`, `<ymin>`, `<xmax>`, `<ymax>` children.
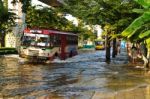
<box><xmin>12</xmin><ymin>0</ymin><xmax>94</xmax><ymax>39</ymax></box>
<box><xmin>0</xmin><ymin>0</ymin><xmax>17</xmax><ymax>29</ymax></box>
<box><xmin>121</xmin><ymin>0</ymin><xmax>150</xmax><ymax>47</ymax></box>
<box><xmin>0</xmin><ymin>48</ymin><xmax>18</xmax><ymax>55</ymax></box>
<box><xmin>122</xmin><ymin>12</ymin><xmax>150</xmax><ymax>38</ymax></box>
<box><xmin>58</xmin><ymin>0</ymin><xmax>138</xmax><ymax>42</ymax></box>
<box><xmin>26</xmin><ymin>5</ymin><xmax>78</xmax><ymax>32</ymax></box>
<box><xmin>59</xmin><ymin>0</ymin><xmax>139</xmax><ymax>34</ymax></box>
<box><xmin>146</xmin><ymin>38</ymin><xmax>150</xmax><ymax>48</ymax></box>
<box><xmin>134</xmin><ymin>0</ymin><xmax>150</xmax><ymax>8</ymax></box>
<box><xmin>139</xmin><ymin>30</ymin><xmax>150</xmax><ymax>38</ymax></box>
<box><xmin>11</xmin><ymin>0</ymin><xmax>31</xmax><ymax>13</ymax></box>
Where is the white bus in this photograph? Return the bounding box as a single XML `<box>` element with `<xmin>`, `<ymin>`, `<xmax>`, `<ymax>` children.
<box><xmin>19</xmin><ymin>29</ymin><xmax>78</xmax><ymax>60</ymax></box>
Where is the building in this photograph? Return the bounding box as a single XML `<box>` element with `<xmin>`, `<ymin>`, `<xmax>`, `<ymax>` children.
<box><xmin>3</xmin><ymin>0</ymin><xmax>49</xmax><ymax>48</ymax></box>
<box><xmin>3</xmin><ymin>0</ymin><xmax>59</xmax><ymax>48</ymax></box>
<box><xmin>2</xmin><ymin>0</ymin><xmax>23</xmax><ymax>47</ymax></box>
<box><xmin>94</xmin><ymin>25</ymin><xmax>103</xmax><ymax>39</ymax></box>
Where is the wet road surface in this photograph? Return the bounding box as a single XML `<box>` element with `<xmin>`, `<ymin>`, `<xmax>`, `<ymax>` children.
<box><xmin>0</xmin><ymin>50</ymin><xmax>150</xmax><ymax>99</ymax></box>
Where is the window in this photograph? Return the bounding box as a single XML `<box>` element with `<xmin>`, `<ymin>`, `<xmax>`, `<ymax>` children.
<box><xmin>50</xmin><ymin>34</ymin><xmax>61</xmax><ymax>47</ymax></box>
<box><xmin>67</xmin><ymin>35</ymin><xmax>78</xmax><ymax>45</ymax></box>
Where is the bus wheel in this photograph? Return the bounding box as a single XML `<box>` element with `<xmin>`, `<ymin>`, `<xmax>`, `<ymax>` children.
<box><xmin>19</xmin><ymin>53</ymin><xmax>23</xmax><ymax>58</ymax></box>
<box><xmin>54</xmin><ymin>52</ymin><xmax>59</xmax><ymax>59</ymax></box>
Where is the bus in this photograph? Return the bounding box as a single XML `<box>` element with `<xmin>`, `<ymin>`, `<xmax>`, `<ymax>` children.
<box><xmin>94</xmin><ymin>39</ymin><xmax>105</xmax><ymax>50</ymax></box>
<box><xmin>19</xmin><ymin>29</ymin><xmax>78</xmax><ymax>60</ymax></box>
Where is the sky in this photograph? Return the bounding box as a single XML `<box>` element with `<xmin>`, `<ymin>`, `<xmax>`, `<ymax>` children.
<box><xmin>65</xmin><ymin>14</ymin><xmax>78</xmax><ymax>26</ymax></box>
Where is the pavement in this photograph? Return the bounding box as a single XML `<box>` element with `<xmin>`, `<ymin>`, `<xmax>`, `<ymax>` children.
<box><xmin>92</xmin><ymin>85</ymin><xmax>150</xmax><ymax>99</ymax></box>
<box><xmin>91</xmin><ymin>48</ymin><xmax>150</xmax><ymax>99</ymax></box>
<box><xmin>109</xmin><ymin>48</ymin><xmax>129</xmax><ymax>64</ymax></box>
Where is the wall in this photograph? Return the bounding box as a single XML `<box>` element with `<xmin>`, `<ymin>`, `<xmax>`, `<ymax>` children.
<box><xmin>5</xmin><ymin>33</ymin><xmax>16</xmax><ymax>48</ymax></box>
<box><xmin>4</xmin><ymin>0</ymin><xmax>23</xmax><ymax>48</ymax></box>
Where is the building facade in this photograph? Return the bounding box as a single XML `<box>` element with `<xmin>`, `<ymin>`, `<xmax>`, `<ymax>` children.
<box><xmin>2</xmin><ymin>0</ymin><xmax>23</xmax><ymax>48</ymax></box>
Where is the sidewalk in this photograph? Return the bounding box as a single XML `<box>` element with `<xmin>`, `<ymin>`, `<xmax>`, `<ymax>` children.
<box><xmin>92</xmin><ymin>85</ymin><xmax>150</xmax><ymax>99</ymax></box>
<box><xmin>111</xmin><ymin>48</ymin><xmax>129</xmax><ymax>64</ymax></box>
<box><xmin>78</xmin><ymin>48</ymin><xmax>95</xmax><ymax>54</ymax></box>
<box><xmin>91</xmin><ymin>48</ymin><xmax>149</xmax><ymax>99</ymax></box>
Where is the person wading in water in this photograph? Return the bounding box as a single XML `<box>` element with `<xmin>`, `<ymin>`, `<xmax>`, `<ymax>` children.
<box><xmin>131</xmin><ymin>44</ymin><xmax>137</xmax><ymax>64</ymax></box>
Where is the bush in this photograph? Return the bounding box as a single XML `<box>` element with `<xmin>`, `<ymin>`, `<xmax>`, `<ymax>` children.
<box><xmin>0</xmin><ymin>47</ymin><xmax>18</xmax><ymax>55</ymax></box>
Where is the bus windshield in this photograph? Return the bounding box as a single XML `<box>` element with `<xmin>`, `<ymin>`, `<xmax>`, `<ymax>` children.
<box><xmin>94</xmin><ymin>39</ymin><xmax>105</xmax><ymax>50</ymax></box>
<box><xmin>95</xmin><ymin>41</ymin><xmax>104</xmax><ymax>45</ymax></box>
<box><xmin>22</xmin><ymin>33</ymin><xmax>49</xmax><ymax>47</ymax></box>
<box><xmin>36</xmin><ymin>36</ymin><xmax>49</xmax><ymax>46</ymax></box>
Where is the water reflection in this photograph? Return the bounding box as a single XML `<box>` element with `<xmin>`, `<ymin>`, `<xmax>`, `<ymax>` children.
<box><xmin>0</xmin><ymin>51</ymin><xmax>150</xmax><ymax>99</ymax></box>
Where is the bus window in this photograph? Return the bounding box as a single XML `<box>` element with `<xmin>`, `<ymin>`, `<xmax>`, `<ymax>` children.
<box><xmin>95</xmin><ymin>41</ymin><xmax>103</xmax><ymax>45</ymax></box>
<box><xmin>95</xmin><ymin>40</ymin><xmax>105</xmax><ymax>50</ymax></box>
<box><xmin>22</xmin><ymin>36</ymin><xmax>36</xmax><ymax>46</ymax></box>
<box><xmin>50</xmin><ymin>34</ymin><xmax>61</xmax><ymax>47</ymax></box>
<box><xmin>37</xmin><ymin>37</ymin><xmax>49</xmax><ymax>47</ymax></box>
<box><xmin>54</xmin><ymin>34</ymin><xmax>61</xmax><ymax>46</ymax></box>
<box><xmin>67</xmin><ymin>36</ymin><xmax>78</xmax><ymax>45</ymax></box>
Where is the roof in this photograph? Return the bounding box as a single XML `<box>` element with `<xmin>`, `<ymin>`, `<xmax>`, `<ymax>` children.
<box><xmin>24</xmin><ymin>29</ymin><xmax>78</xmax><ymax>36</ymax></box>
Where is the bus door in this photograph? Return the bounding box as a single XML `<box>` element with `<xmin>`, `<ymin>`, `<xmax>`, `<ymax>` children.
<box><xmin>61</xmin><ymin>35</ymin><xmax>67</xmax><ymax>60</ymax></box>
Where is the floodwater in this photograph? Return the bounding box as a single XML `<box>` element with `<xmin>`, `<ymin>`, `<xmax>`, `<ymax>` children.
<box><xmin>0</xmin><ymin>50</ymin><xmax>150</xmax><ymax>99</ymax></box>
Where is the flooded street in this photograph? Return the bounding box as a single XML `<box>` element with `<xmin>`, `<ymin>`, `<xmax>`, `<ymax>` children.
<box><xmin>0</xmin><ymin>50</ymin><xmax>150</xmax><ymax>99</ymax></box>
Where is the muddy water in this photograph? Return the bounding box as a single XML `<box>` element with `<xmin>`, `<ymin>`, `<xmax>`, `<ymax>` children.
<box><xmin>0</xmin><ymin>50</ymin><xmax>150</xmax><ymax>99</ymax></box>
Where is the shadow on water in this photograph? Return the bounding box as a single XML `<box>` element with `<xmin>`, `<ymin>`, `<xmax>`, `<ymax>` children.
<box><xmin>0</xmin><ymin>50</ymin><xmax>150</xmax><ymax>99</ymax></box>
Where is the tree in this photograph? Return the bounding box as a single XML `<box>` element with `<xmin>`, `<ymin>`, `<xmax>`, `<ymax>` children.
<box><xmin>0</xmin><ymin>0</ymin><xmax>17</xmax><ymax>47</ymax></box>
<box><xmin>11</xmin><ymin>0</ymin><xmax>31</xmax><ymax>13</ymax></box>
<box><xmin>26</xmin><ymin>5</ymin><xmax>81</xmax><ymax>32</ymax></box>
<box><xmin>11</xmin><ymin>0</ymin><xmax>93</xmax><ymax>37</ymax></box>
<box><xmin>58</xmin><ymin>0</ymin><xmax>139</xmax><ymax>61</ymax></box>
<box><xmin>121</xmin><ymin>0</ymin><xmax>150</xmax><ymax>68</ymax></box>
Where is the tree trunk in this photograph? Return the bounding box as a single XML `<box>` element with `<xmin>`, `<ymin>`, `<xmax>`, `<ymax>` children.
<box><xmin>112</xmin><ymin>38</ymin><xmax>117</xmax><ymax>58</ymax></box>
<box><xmin>142</xmin><ymin>55</ymin><xmax>149</xmax><ymax>68</ymax></box>
<box><xmin>105</xmin><ymin>32</ymin><xmax>111</xmax><ymax>62</ymax></box>
<box><xmin>141</xmin><ymin>42</ymin><xmax>149</xmax><ymax>68</ymax></box>
<box><xmin>1</xmin><ymin>33</ymin><xmax>5</xmax><ymax>47</ymax></box>
<box><xmin>146</xmin><ymin>47</ymin><xmax>150</xmax><ymax>68</ymax></box>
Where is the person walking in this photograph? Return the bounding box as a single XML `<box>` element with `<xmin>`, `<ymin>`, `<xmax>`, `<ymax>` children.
<box><xmin>131</xmin><ymin>44</ymin><xmax>137</xmax><ymax>64</ymax></box>
<box><xmin>117</xmin><ymin>40</ymin><xmax>121</xmax><ymax>54</ymax></box>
